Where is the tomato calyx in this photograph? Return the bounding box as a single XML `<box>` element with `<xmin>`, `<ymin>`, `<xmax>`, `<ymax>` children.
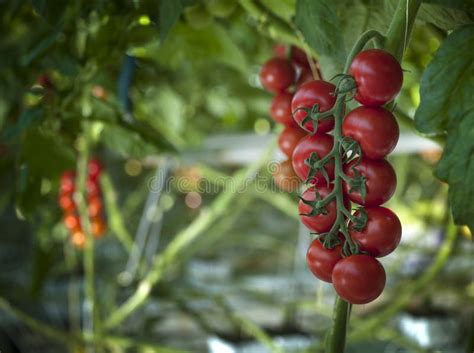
<box><xmin>293</xmin><ymin>103</ymin><xmax>334</xmax><ymax>134</ymax></box>
<box><xmin>303</xmin><ymin>151</ymin><xmax>332</xmax><ymax>185</ymax></box>
<box><xmin>344</xmin><ymin>167</ymin><xmax>367</xmax><ymax>201</ymax></box>
<box><xmin>299</xmin><ymin>189</ymin><xmax>335</xmax><ymax>217</ymax></box>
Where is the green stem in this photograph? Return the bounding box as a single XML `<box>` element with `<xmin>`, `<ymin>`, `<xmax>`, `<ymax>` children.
<box><xmin>343</xmin><ymin>30</ymin><xmax>386</xmax><ymax>73</ymax></box>
<box><xmin>384</xmin><ymin>0</ymin><xmax>422</xmax><ymax>61</ymax></box>
<box><xmin>328</xmin><ymin>297</ymin><xmax>350</xmax><ymax>353</ymax></box>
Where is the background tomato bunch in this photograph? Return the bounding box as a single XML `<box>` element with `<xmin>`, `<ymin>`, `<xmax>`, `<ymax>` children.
<box><xmin>58</xmin><ymin>159</ymin><xmax>107</xmax><ymax>249</ymax></box>
<box><xmin>260</xmin><ymin>46</ymin><xmax>319</xmax><ymax>193</ymax></box>
<box><xmin>262</xmin><ymin>48</ymin><xmax>404</xmax><ymax>305</ymax></box>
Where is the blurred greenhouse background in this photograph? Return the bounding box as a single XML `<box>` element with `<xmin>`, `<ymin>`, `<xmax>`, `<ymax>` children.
<box><xmin>0</xmin><ymin>1</ymin><xmax>473</xmax><ymax>353</ymax></box>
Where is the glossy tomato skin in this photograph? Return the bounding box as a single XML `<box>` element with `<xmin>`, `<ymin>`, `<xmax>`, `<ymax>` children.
<box><xmin>60</xmin><ymin>170</ymin><xmax>76</xmax><ymax>194</ymax></box>
<box><xmin>278</xmin><ymin>126</ymin><xmax>307</xmax><ymax>158</ymax></box>
<box><xmin>349</xmin><ymin>49</ymin><xmax>403</xmax><ymax>106</ymax></box>
<box><xmin>343</xmin><ymin>158</ymin><xmax>396</xmax><ymax>206</ymax></box>
<box><xmin>342</xmin><ymin>106</ymin><xmax>399</xmax><ymax>159</ymax></box>
<box><xmin>260</xmin><ymin>58</ymin><xmax>295</xmax><ymax>93</ymax></box>
<box><xmin>292</xmin><ymin>133</ymin><xmax>334</xmax><ymax>185</ymax></box>
<box><xmin>332</xmin><ymin>254</ymin><xmax>386</xmax><ymax>304</ymax></box>
<box><xmin>88</xmin><ymin>159</ymin><xmax>102</xmax><ymax>181</ymax></box>
<box><xmin>306</xmin><ymin>238</ymin><xmax>343</xmax><ymax>282</ymax></box>
<box><xmin>59</xmin><ymin>193</ymin><xmax>76</xmax><ymax>212</ymax></box>
<box><xmin>291</xmin><ymin>80</ymin><xmax>336</xmax><ymax>133</ymax></box>
<box><xmin>272</xmin><ymin>160</ymin><xmax>300</xmax><ymax>192</ymax></box>
<box><xmin>299</xmin><ymin>186</ymin><xmax>337</xmax><ymax>233</ymax></box>
<box><xmin>350</xmin><ymin>207</ymin><xmax>401</xmax><ymax>257</ymax></box>
<box><xmin>270</xmin><ymin>92</ymin><xmax>296</xmax><ymax>126</ymax></box>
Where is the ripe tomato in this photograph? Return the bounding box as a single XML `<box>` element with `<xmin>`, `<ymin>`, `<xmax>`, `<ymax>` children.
<box><xmin>292</xmin><ymin>133</ymin><xmax>334</xmax><ymax>185</ymax></box>
<box><xmin>299</xmin><ymin>186</ymin><xmax>337</xmax><ymax>233</ymax></box>
<box><xmin>91</xmin><ymin>217</ymin><xmax>106</xmax><ymax>238</ymax></box>
<box><xmin>60</xmin><ymin>170</ymin><xmax>76</xmax><ymax>194</ymax></box>
<box><xmin>88</xmin><ymin>159</ymin><xmax>102</xmax><ymax>181</ymax></box>
<box><xmin>291</xmin><ymin>46</ymin><xmax>311</xmax><ymax>69</ymax></box>
<box><xmin>342</xmin><ymin>106</ymin><xmax>399</xmax><ymax>159</ymax></box>
<box><xmin>59</xmin><ymin>193</ymin><xmax>76</xmax><ymax>212</ymax></box>
<box><xmin>332</xmin><ymin>254</ymin><xmax>386</xmax><ymax>304</ymax></box>
<box><xmin>343</xmin><ymin>158</ymin><xmax>396</xmax><ymax>206</ymax></box>
<box><xmin>270</xmin><ymin>92</ymin><xmax>296</xmax><ymax>126</ymax></box>
<box><xmin>64</xmin><ymin>213</ymin><xmax>81</xmax><ymax>231</ymax></box>
<box><xmin>278</xmin><ymin>126</ymin><xmax>307</xmax><ymax>158</ymax></box>
<box><xmin>259</xmin><ymin>58</ymin><xmax>295</xmax><ymax>93</ymax></box>
<box><xmin>296</xmin><ymin>68</ymin><xmax>314</xmax><ymax>88</ymax></box>
<box><xmin>291</xmin><ymin>80</ymin><xmax>336</xmax><ymax>133</ymax></box>
<box><xmin>71</xmin><ymin>230</ymin><xmax>86</xmax><ymax>249</ymax></box>
<box><xmin>272</xmin><ymin>160</ymin><xmax>300</xmax><ymax>192</ymax></box>
<box><xmin>88</xmin><ymin>196</ymin><xmax>103</xmax><ymax>218</ymax></box>
<box><xmin>349</xmin><ymin>49</ymin><xmax>403</xmax><ymax>106</ymax></box>
<box><xmin>306</xmin><ymin>237</ymin><xmax>342</xmax><ymax>282</ymax></box>
<box><xmin>86</xmin><ymin>179</ymin><xmax>101</xmax><ymax>197</ymax></box>
<box><xmin>350</xmin><ymin>207</ymin><xmax>401</xmax><ymax>257</ymax></box>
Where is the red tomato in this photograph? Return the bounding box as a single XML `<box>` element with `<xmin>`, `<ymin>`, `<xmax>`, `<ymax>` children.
<box><xmin>270</xmin><ymin>92</ymin><xmax>296</xmax><ymax>126</ymax></box>
<box><xmin>296</xmin><ymin>68</ymin><xmax>314</xmax><ymax>88</ymax></box>
<box><xmin>291</xmin><ymin>46</ymin><xmax>311</xmax><ymax>69</ymax></box>
<box><xmin>332</xmin><ymin>254</ymin><xmax>386</xmax><ymax>304</ymax></box>
<box><xmin>350</xmin><ymin>207</ymin><xmax>401</xmax><ymax>257</ymax></box>
<box><xmin>272</xmin><ymin>160</ymin><xmax>300</xmax><ymax>192</ymax></box>
<box><xmin>343</xmin><ymin>158</ymin><xmax>396</xmax><ymax>206</ymax></box>
<box><xmin>64</xmin><ymin>213</ymin><xmax>81</xmax><ymax>231</ymax></box>
<box><xmin>292</xmin><ymin>133</ymin><xmax>334</xmax><ymax>185</ymax></box>
<box><xmin>60</xmin><ymin>170</ymin><xmax>76</xmax><ymax>194</ymax></box>
<box><xmin>349</xmin><ymin>49</ymin><xmax>403</xmax><ymax>106</ymax></box>
<box><xmin>71</xmin><ymin>230</ymin><xmax>86</xmax><ymax>249</ymax></box>
<box><xmin>342</xmin><ymin>106</ymin><xmax>399</xmax><ymax>159</ymax></box>
<box><xmin>86</xmin><ymin>179</ymin><xmax>101</xmax><ymax>197</ymax></box>
<box><xmin>299</xmin><ymin>186</ymin><xmax>337</xmax><ymax>233</ymax></box>
<box><xmin>88</xmin><ymin>196</ymin><xmax>103</xmax><ymax>218</ymax></box>
<box><xmin>291</xmin><ymin>80</ymin><xmax>336</xmax><ymax>133</ymax></box>
<box><xmin>259</xmin><ymin>58</ymin><xmax>295</xmax><ymax>93</ymax></box>
<box><xmin>278</xmin><ymin>126</ymin><xmax>307</xmax><ymax>158</ymax></box>
<box><xmin>91</xmin><ymin>217</ymin><xmax>106</xmax><ymax>238</ymax></box>
<box><xmin>306</xmin><ymin>237</ymin><xmax>343</xmax><ymax>282</ymax></box>
<box><xmin>59</xmin><ymin>193</ymin><xmax>76</xmax><ymax>212</ymax></box>
<box><xmin>88</xmin><ymin>159</ymin><xmax>102</xmax><ymax>181</ymax></box>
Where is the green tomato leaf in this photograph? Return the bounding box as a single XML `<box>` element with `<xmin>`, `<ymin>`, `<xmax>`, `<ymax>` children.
<box><xmin>295</xmin><ymin>0</ymin><xmax>346</xmax><ymax>65</ymax></box>
<box><xmin>159</xmin><ymin>0</ymin><xmax>184</xmax><ymax>43</ymax></box>
<box><xmin>414</xmin><ymin>25</ymin><xmax>474</xmax><ymax>231</ymax></box>
<box><xmin>414</xmin><ymin>25</ymin><xmax>474</xmax><ymax>134</ymax></box>
<box><xmin>421</xmin><ymin>0</ymin><xmax>474</xmax><ymax>12</ymax></box>
<box><xmin>260</xmin><ymin>0</ymin><xmax>296</xmax><ymax>22</ymax></box>
<box><xmin>418</xmin><ymin>3</ymin><xmax>474</xmax><ymax>31</ymax></box>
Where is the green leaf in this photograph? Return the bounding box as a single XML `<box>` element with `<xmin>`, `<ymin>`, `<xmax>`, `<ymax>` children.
<box><xmin>100</xmin><ymin>124</ymin><xmax>158</xmax><ymax>159</ymax></box>
<box><xmin>260</xmin><ymin>0</ymin><xmax>296</xmax><ymax>22</ymax></box>
<box><xmin>2</xmin><ymin>108</ymin><xmax>43</xmax><ymax>141</ymax></box>
<box><xmin>159</xmin><ymin>0</ymin><xmax>184</xmax><ymax>42</ymax></box>
<box><xmin>422</xmin><ymin>0</ymin><xmax>474</xmax><ymax>12</ymax></box>
<box><xmin>414</xmin><ymin>25</ymin><xmax>474</xmax><ymax>134</ymax></box>
<box><xmin>295</xmin><ymin>0</ymin><xmax>346</xmax><ymax>65</ymax></box>
<box><xmin>414</xmin><ymin>25</ymin><xmax>474</xmax><ymax>231</ymax></box>
<box><xmin>418</xmin><ymin>3</ymin><xmax>474</xmax><ymax>30</ymax></box>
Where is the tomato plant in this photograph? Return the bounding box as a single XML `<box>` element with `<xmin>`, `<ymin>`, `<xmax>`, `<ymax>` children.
<box><xmin>259</xmin><ymin>57</ymin><xmax>296</xmax><ymax>93</ymax></box>
<box><xmin>306</xmin><ymin>238</ymin><xmax>343</xmax><ymax>283</ymax></box>
<box><xmin>270</xmin><ymin>92</ymin><xmax>296</xmax><ymax>127</ymax></box>
<box><xmin>277</xmin><ymin>126</ymin><xmax>307</xmax><ymax>158</ymax></box>
<box><xmin>299</xmin><ymin>186</ymin><xmax>338</xmax><ymax>233</ymax></box>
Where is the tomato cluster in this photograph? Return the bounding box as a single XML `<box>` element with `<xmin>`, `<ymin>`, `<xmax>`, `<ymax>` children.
<box><xmin>262</xmin><ymin>48</ymin><xmax>403</xmax><ymax>305</ymax></box>
<box><xmin>58</xmin><ymin>159</ymin><xmax>107</xmax><ymax>249</ymax></box>
<box><xmin>260</xmin><ymin>46</ymin><xmax>320</xmax><ymax>192</ymax></box>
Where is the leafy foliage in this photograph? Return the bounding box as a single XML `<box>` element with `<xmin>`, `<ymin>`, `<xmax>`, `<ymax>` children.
<box><xmin>415</xmin><ymin>25</ymin><xmax>474</xmax><ymax>231</ymax></box>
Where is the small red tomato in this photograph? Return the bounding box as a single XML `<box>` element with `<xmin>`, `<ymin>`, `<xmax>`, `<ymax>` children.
<box><xmin>291</xmin><ymin>80</ymin><xmax>336</xmax><ymax>133</ymax></box>
<box><xmin>71</xmin><ymin>230</ymin><xmax>86</xmax><ymax>249</ymax></box>
<box><xmin>272</xmin><ymin>160</ymin><xmax>300</xmax><ymax>192</ymax></box>
<box><xmin>291</xmin><ymin>46</ymin><xmax>311</xmax><ymax>69</ymax></box>
<box><xmin>259</xmin><ymin>58</ymin><xmax>295</xmax><ymax>93</ymax></box>
<box><xmin>88</xmin><ymin>196</ymin><xmax>103</xmax><ymax>218</ymax></box>
<box><xmin>91</xmin><ymin>217</ymin><xmax>106</xmax><ymax>238</ymax></box>
<box><xmin>343</xmin><ymin>158</ymin><xmax>396</xmax><ymax>206</ymax></box>
<box><xmin>292</xmin><ymin>133</ymin><xmax>334</xmax><ymax>185</ymax></box>
<box><xmin>86</xmin><ymin>179</ymin><xmax>101</xmax><ymax>197</ymax></box>
<box><xmin>349</xmin><ymin>49</ymin><xmax>403</xmax><ymax>106</ymax></box>
<box><xmin>278</xmin><ymin>126</ymin><xmax>307</xmax><ymax>158</ymax></box>
<box><xmin>306</xmin><ymin>237</ymin><xmax>343</xmax><ymax>282</ymax></box>
<box><xmin>296</xmin><ymin>68</ymin><xmax>314</xmax><ymax>88</ymax></box>
<box><xmin>270</xmin><ymin>92</ymin><xmax>296</xmax><ymax>127</ymax></box>
<box><xmin>58</xmin><ymin>193</ymin><xmax>76</xmax><ymax>212</ymax></box>
<box><xmin>64</xmin><ymin>213</ymin><xmax>81</xmax><ymax>231</ymax></box>
<box><xmin>332</xmin><ymin>254</ymin><xmax>386</xmax><ymax>304</ymax></box>
<box><xmin>273</xmin><ymin>44</ymin><xmax>287</xmax><ymax>58</ymax></box>
<box><xmin>299</xmin><ymin>186</ymin><xmax>337</xmax><ymax>233</ymax></box>
<box><xmin>350</xmin><ymin>207</ymin><xmax>401</xmax><ymax>257</ymax></box>
<box><xmin>88</xmin><ymin>159</ymin><xmax>102</xmax><ymax>181</ymax></box>
<box><xmin>60</xmin><ymin>170</ymin><xmax>76</xmax><ymax>194</ymax></box>
<box><xmin>342</xmin><ymin>106</ymin><xmax>399</xmax><ymax>159</ymax></box>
